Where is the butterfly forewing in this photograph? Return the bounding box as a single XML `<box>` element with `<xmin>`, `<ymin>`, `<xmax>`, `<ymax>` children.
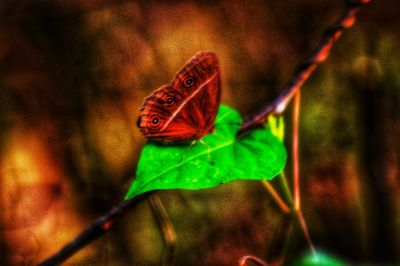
<box><xmin>137</xmin><ymin>51</ymin><xmax>221</xmax><ymax>143</ymax></box>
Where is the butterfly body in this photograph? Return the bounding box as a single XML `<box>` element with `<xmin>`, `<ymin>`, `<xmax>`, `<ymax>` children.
<box><xmin>137</xmin><ymin>52</ymin><xmax>221</xmax><ymax>143</ymax></box>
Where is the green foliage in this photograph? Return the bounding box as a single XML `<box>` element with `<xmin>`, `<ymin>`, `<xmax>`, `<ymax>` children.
<box><xmin>267</xmin><ymin>115</ymin><xmax>285</xmax><ymax>141</ymax></box>
<box><xmin>294</xmin><ymin>250</ymin><xmax>348</xmax><ymax>266</ymax></box>
<box><xmin>125</xmin><ymin>105</ymin><xmax>287</xmax><ymax>200</ymax></box>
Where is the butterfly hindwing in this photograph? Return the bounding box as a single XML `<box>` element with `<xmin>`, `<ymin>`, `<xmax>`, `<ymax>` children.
<box><xmin>137</xmin><ymin>52</ymin><xmax>221</xmax><ymax>143</ymax></box>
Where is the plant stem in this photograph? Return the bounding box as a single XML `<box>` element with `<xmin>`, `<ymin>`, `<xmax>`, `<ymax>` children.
<box><xmin>37</xmin><ymin>1</ymin><xmax>370</xmax><ymax>264</ymax></box>
<box><xmin>37</xmin><ymin>191</ymin><xmax>154</xmax><ymax>266</ymax></box>
<box><xmin>238</xmin><ymin>0</ymin><xmax>370</xmax><ymax>135</ymax></box>
<box><xmin>261</xmin><ymin>180</ymin><xmax>291</xmax><ymax>214</ymax></box>
<box><xmin>238</xmin><ymin>255</ymin><xmax>270</xmax><ymax>266</ymax></box>
<box><xmin>148</xmin><ymin>193</ymin><xmax>177</xmax><ymax>266</ymax></box>
<box><xmin>296</xmin><ymin>209</ymin><xmax>317</xmax><ymax>258</ymax></box>
<box><xmin>293</xmin><ymin>90</ymin><xmax>301</xmax><ymax>211</ymax></box>
<box><xmin>291</xmin><ymin>89</ymin><xmax>316</xmax><ymax>256</ymax></box>
<box><xmin>278</xmin><ymin>172</ymin><xmax>293</xmax><ymax>206</ymax></box>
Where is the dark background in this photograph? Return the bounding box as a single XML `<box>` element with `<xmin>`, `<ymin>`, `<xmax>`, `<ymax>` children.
<box><xmin>0</xmin><ymin>0</ymin><xmax>399</xmax><ymax>265</ymax></box>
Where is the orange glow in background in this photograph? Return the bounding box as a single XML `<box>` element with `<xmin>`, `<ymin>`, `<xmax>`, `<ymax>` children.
<box><xmin>0</xmin><ymin>0</ymin><xmax>399</xmax><ymax>265</ymax></box>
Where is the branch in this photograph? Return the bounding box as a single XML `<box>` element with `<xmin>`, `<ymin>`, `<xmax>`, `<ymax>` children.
<box><xmin>238</xmin><ymin>0</ymin><xmax>370</xmax><ymax>135</ymax></box>
<box><xmin>38</xmin><ymin>1</ymin><xmax>369</xmax><ymax>265</ymax></box>
<box><xmin>148</xmin><ymin>193</ymin><xmax>177</xmax><ymax>266</ymax></box>
<box><xmin>261</xmin><ymin>180</ymin><xmax>291</xmax><ymax>214</ymax></box>
<box><xmin>292</xmin><ymin>90</ymin><xmax>301</xmax><ymax>211</ymax></box>
<box><xmin>37</xmin><ymin>192</ymin><xmax>154</xmax><ymax>266</ymax></box>
<box><xmin>238</xmin><ymin>255</ymin><xmax>270</xmax><ymax>266</ymax></box>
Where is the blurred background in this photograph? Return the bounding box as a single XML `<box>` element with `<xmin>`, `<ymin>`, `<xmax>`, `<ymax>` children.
<box><xmin>0</xmin><ymin>0</ymin><xmax>399</xmax><ymax>265</ymax></box>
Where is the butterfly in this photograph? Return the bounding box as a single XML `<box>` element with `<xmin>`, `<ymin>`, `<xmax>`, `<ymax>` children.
<box><xmin>137</xmin><ymin>51</ymin><xmax>221</xmax><ymax>143</ymax></box>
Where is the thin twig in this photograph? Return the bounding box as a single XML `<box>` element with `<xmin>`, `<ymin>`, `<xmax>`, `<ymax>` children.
<box><xmin>237</xmin><ymin>255</ymin><xmax>270</xmax><ymax>266</ymax></box>
<box><xmin>275</xmin><ymin>218</ymin><xmax>295</xmax><ymax>266</ymax></box>
<box><xmin>238</xmin><ymin>0</ymin><xmax>370</xmax><ymax>135</ymax></box>
<box><xmin>297</xmin><ymin>209</ymin><xmax>317</xmax><ymax>258</ymax></box>
<box><xmin>37</xmin><ymin>1</ymin><xmax>369</xmax><ymax>265</ymax></box>
<box><xmin>293</xmin><ymin>90</ymin><xmax>301</xmax><ymax>211</ymax></box>
<box><xmin>250</xmin><ymin>0</ymin><xmax>370</xmax><ymax>261</ymax></box>
<box><xmin>261</xmin><ymin>180</ymin><xmax>291</xmax><ymax>214</ymax></box>
<box><xmin>37</xmin><ymin>191</ymin><xmax>154</xmax><ymax>266</ymax></box>
<box><xmin>148</xmin><ymin>193</ymin><xmax>177</xmax><ymax>266</ymax></box>
<box><xmin>278</xmin><ymin>172</ymin><xmax>293</xmax><ymax>206</ymax></box>
<box><xmin>291</xmin><ymin>89</ymin><xmax>316</xmax><ymax>256</ymax></box>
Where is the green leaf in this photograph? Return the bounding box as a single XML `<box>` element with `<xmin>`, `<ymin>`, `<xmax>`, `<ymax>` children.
<box><xmin>294</xmin><ymin>250</ymin><xmax>348</xmax><ymax>266</ymax></box>
<box><xmin>267</xmin><ymin>115</ymin><xmax>285</xmax><ymax>141</ymax></box>
<box><xmin>125</xmin><ymin>105</ymin><xmax>287</xmax><ymax>200</ymax></box>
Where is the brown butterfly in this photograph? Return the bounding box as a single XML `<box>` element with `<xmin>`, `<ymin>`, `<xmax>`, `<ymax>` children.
<box><xmin>136</xmin><ymin>51</ymin><xmax>221</xmax><ymax>143</ymax></box>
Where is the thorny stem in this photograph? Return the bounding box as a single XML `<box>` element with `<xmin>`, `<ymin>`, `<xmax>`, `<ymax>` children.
<box><xmin>38</xmin><ymin>1</ymin><xmax>369</xmax><ymax>265</ymax></box>
<box><xmin>148</xmin><ymin>193</ymin><xmax>177</xmax><ymax>266</ymax></box>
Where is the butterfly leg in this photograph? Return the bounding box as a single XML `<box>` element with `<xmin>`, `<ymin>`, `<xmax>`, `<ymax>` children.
<box><xmin>178</xmin><ymin>139</ymin><xmax>213</xmax><ymax>164</ymax></box>
<box><xmin>198</xmin><ymin>139</ymin><xmax>214</xmax><ymax>164</ymax></box>
<box><xmin>179</xmin><ymin>140</ymin><xmax>197</xmax><ymax>162</ymax></box>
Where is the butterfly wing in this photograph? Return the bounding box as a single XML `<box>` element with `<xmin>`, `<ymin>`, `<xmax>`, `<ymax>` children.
<box><xmin>137</xmin><ymin>51</ymin><xmax>221</xmax><ymax>143</ymax></box>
